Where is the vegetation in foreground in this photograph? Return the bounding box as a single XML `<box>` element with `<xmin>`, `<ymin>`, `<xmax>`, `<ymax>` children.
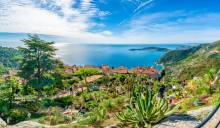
<box><xmin>0</xmin><ymin>35</ymin><xmax>219</xmax><ymax>127</ymax></box>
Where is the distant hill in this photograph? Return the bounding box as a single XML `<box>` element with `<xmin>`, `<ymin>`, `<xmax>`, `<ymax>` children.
<box><xmin>158</xmin><ymin>45</ymin><xmax>201</xmax><ymax>64</ymax></box>
<box><xmin>159</xmin><ymin>41</ymin><xmax>220</xmax><ymax>80</ymax></box>
<box><xmin>0</xmin><ymin>46</ymin><xmax>22</xmax><ymax>68</ymax></box>
<box><xmin>129</xmin><ymin>47</ymin><xmax>171</xmax><ymax>52</ymax></box>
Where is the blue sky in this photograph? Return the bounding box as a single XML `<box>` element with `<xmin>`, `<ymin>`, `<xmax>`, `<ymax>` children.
<box><xmin>0</xmin><ymin>0</ymin><xmax>220</xmax><ymax>44</ymax></box>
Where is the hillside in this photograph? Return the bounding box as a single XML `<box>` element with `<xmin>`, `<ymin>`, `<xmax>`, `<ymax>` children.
<box><xmin>158</xmin><ymin>45</ymin><xmax>201</xmax><ymax>64</ymax></box>
<box><xmin>159</xmin><ymin>41</ymin><xmax>220</xmax><ymax>80</ymax></box>
<box><xmin>0</xmin><ymin>46</ymin><xmax>22</xmax><ymax>68</ymax></box>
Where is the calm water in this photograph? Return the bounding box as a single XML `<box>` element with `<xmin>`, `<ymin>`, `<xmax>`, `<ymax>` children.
<box><xmin>55</xmin><ymin>44</ymin><xmax>186</xmax><ymax>68</ymax></box>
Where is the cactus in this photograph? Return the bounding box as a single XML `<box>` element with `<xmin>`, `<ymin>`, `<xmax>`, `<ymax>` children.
<box><xmin>116</xmin><ymin>89</ymin><xmax>179</xmax><ymax>128</ymax></box>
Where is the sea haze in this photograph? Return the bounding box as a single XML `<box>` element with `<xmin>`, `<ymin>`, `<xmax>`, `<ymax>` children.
<box><xmin>55</xmin><ymin>44</ymin><xmax>191</xmax><ymax>68</ymax></box>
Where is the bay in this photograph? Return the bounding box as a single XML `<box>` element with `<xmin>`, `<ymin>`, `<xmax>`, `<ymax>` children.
<box><xmin>55</xmin><ymin>44</ymin><xmax>186</xmax><ymax>68</ymax></box>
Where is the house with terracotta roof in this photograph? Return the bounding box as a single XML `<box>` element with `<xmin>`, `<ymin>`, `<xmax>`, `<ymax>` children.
<box><xmin>69</xmin><ymin>64</ymin><xmax>159</xmax><ymax>79</ymax></box>
<box><xmin>112</xmin><ymin>66</ymin><xmax>128</xmax><ymax>74</ymax></box>
<box><xmin>83</xmin><ymin>65</ymin><xmax>102</xmax><ymax>71</ymax></box>
<box><xmin>101</xmin><ymin>64</ymin><xmax>111</xmax><ymax>75</ymax></box>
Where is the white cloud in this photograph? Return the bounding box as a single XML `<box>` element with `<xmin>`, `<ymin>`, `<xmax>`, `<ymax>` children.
<box><xmin>119</xmin><ymin>0</ymin><xmax>155</xmax><ymax>25</ymax></box>
<box><xmin>132</xmin><ymin>0</ymin><xmax>154</xmax><ymax>15</ymax></box>
<box><xmin>0</xmin><ymin>0</ymin><xmax>220</xmax><ymax>44</ymax></box>
<box><xmin>0</xmin><ymin>0</ymin><xmax>115</xmax><ymax>43</ymax></box>
<box><xmin>101</xmin><ymin>31</ymin><xmax>112</xmax><ymax>36</ymax></box>
<box><xmin>119</xmin><ymin>11</ymin><xmax>220</xmax><ymax>43</ymax></box>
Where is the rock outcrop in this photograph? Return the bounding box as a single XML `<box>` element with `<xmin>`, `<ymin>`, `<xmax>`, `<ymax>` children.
<box><xmin>0</xmin><ymin>118</ymin><xmax>7</xmax><ymax>127</ymax></box>
<box><xmin>7</xmin><ymin>121</ymin><xmax>48</xmax><ymax>128</ymax></box>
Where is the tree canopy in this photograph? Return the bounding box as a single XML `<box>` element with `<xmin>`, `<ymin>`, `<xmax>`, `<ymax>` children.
<box><xmin>18</xmin><ymin>35</ymin><xmax>57</xmax><ymax>90</ymax></box>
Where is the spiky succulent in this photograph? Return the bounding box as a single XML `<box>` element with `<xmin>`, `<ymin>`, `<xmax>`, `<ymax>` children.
<box><xmin>116</xmin><ymin>89</ymin><xmax>179</xmax><ymax>128</ymax></box>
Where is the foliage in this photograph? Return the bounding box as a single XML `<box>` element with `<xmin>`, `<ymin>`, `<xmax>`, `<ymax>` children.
<box><xmin>41</xmin><ymin>97</ymin><xmax>55</xmax><ymax>107</ymax></box>
<box><xmin>1</xmin><ymin>37</ymin><xmax>220</xmax><ymax>127</ymax></box>
<box><xmin>19</xmin><ymin>100</ymin><xmax>42</xmax><ymax>112</ymax></box>
<box><xmin>39</xmin><ymin>107</ymin><xmax>73</xmax><ymax>125</ymax></box>
<box><xmin>158</xmin><ymin>45</ymin><xmax>201</xmax><ymax>64</ymax></box>
<box><xmin>6</xmin><ymin>108</ymin><xmax>28</xmax><ymax>124</ymax></box>
<box><xmin>79</xmin><ymin>107</ymin><xmax>107</xmax><ymax>126</ymax></box>
<box><xmin>161</xmin><ymin>41</ymin><xmax>220</xmax><ymax>81</ymax></box>
<box><xmin>180</xmin><ymin>97</ymin><xmax>199</xmax><ymax>111</ymax></box>
<box><xmin>101</xmin><ymin>99</ymin><xmax>116</xmax><ymax>112</ymax></box>
<box><xmin>85</xmin><ymin>100</ymin><xmax>99</xmax><ymax>110</ymax></box>
<box><xmin>211</xmin><ymin>93</ymin><xmax>220</xmax><ymax>105</ymax></box>
<box><xmin>0</xmin><ymin>46</ymin><xmax>22</xmax><ymax>68</ymax></box>
<box><xmin>94</xmin><ymin>107</ymin><xmax>108</xmax><ymax>122</ymax></box>
<box><xmin>18</xmin><ymin>35</ymin><xmax>58</xmax><ymax>98</ymax></box>
<box><xmin>0</xmin><ymin>76</ymin><xmax>20</xmax><ymax>109</ymax></box>
<box><xmin>39</xmin><ymin>115</ymin><xmax>72</xmax><ymax>126</ymax></box>
<box><xmin>54</xmin><ymin>96</ymin><xmax>74</xmax><ymax>108</ymax></box>
<box><xmin>74</xmin><ymin>68</ymin><xmax>102</xmax><ymax>79</ymax></box>
<box><xmin>116</xmin><ymin>89</ymin><xmax>178</xmax><ymax>128</ymax></box>
<box><xmin>74</xmin><ymin>68</ymin><xmax>102</xmax><ymax>92</ymax></box>
<box><xmin>0</xmin><ymin>64</ymin><xmax>7</xmax><ymax>75</ymax></box>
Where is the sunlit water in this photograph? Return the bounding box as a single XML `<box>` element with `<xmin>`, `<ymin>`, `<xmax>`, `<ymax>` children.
<box><xmin>0</xmin><ymin>40</ymin><xmax>195</xmax><ymax>68</ymax></box>
<box><xmin>55</xmin><ymin>44</ymin><xmax>185</xmax><ymax>68</ymax></box>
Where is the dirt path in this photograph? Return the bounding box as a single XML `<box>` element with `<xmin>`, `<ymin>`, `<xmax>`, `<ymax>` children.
<box><xmin>154</xmin><ymin>105</ymin><xmax>217</xmax><ymax>128</ymax></box>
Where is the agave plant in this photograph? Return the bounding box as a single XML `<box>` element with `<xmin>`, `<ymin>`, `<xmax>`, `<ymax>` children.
<box><xmin>116</xmin><ymin>89</ymin><xmax>179</xmax><ymax>128</ymax></box>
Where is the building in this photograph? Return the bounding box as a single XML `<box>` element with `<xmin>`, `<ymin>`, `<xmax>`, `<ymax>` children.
<box><xmin>69</xmin><ymin>64</ymin><xmax>159</xmax><ymax>79</ymax></box>
<box><xmin>112</xmin><ymin>66</ymin><xmax>128</xmax><ymax>74</ymax></box>
<box><xmin>101</xmin><ymin>64</ymin><xmax>111</xmax><ymax>75</ymax></box>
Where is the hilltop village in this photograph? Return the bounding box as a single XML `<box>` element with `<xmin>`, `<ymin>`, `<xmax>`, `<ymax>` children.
<box><xmin>64</xmin><ymin>64</ymin><xmax>160</xmax><ymax>79</ymax></box>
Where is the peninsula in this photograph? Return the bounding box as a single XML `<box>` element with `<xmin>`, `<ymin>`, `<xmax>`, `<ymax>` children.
<box><xmin>129</xmin><ymin>46</ymin><xmax>171</xmax><ymax>52</ymax></box>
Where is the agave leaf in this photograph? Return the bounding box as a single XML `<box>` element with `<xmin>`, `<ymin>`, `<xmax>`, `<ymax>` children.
<box><xmin>165</xmin><ymin>105</ymin><xmax>179</xmax><ymax>117</ymax></box>
<box><xmin>116</xmin><ymin>89</ymin><xmax>178</xmax><ymax>127</ymax></box>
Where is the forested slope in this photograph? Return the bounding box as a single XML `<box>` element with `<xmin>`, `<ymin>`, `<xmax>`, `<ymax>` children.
<box><xmin>0</xmin><ymin>46</ymin><xmax>22</xmax><ymax>68</ymax></box>
<box><xmin>159</xmin><ymin>41</ymin><xmax>220</xmax><ymax>80</ymax></box>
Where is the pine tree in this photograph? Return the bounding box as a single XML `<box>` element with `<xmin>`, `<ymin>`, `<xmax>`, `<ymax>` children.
<box><xmin>18</xmin><ymin>35</ymin><xmax>57</xmax><ymax>99</ymax></box>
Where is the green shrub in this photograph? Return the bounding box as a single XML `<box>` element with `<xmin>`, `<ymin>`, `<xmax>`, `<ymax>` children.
<box><xmin>80</xmin><ymin>115</ymin><xmax>97</xmax><ymax>125</ymax></box>
<box><xmin>114</xmin><ymin>96</ymin><xmax>127</xmax><ymax>105</ymax></box>
<box><xmin>81</xmin><ymin>93</ymin><xmax>92</xmax><ymax>102</ymax></box>
<box><xmin>41</xmin><ymin>97</ymin><xmax>55</xmax><ymax>107</ymax></box>
<box><xmin>72</xmin><ymin>97</ymin><xmax>84</xmax><ymax>109</ymax></box>
<box><xmin>101</xmin><ymin>99</ymin><xmax>116</xmax><ymax>112</ymax></box>
<box><xmin>180</xmin><ymin>97</ymin><xmax>199</xmax><ymax>111</ymax></box>
<box><xmin>6</xmin><ymin>108</ymin><xmax>28</xmax><ymax>124</ymax></box>
<box><xmin>39</xmin><ymin>115</ymin><xmax>72</xmax><ymax>125</ymax></box>
<box><xmin>211</xmin><ymin>93</ymin><xmax>220</xmax><ymax>105</ymax></box>
<box><xmin>79</xmin><ymin>107</ymin><xmax>107</xmax><ymax>126</ymax></box>
<box><xmin>94</xmin><ymin>107</ymin><xmax>108</xmax><ymax>123</ymax></box>
<box><xmin>20</xmin><ymin>100</ymin><xmax>42</xmax><ymax>112</ymax></box>
<box><xmin>54</xmin><ymin>96</ymin><xmax>74</xmax><ymax>108</ymax></box>
<box><xmin>196</xmin><ymin>85</ymin><xmax>210</xmax><ymax>95</ymax></box>
<box><xmin>116</xmin><ymin>89</ymin><xmax>178</xmax><ymax>127</ymax></box>
<box><xmin>39</xmin><ymin>107</ymin><xmax>73</xmax><ymax>125</ymax></box>
<box><xmin>85</xmin><ymin>100</ymin><xmax>98</xmax><ymax>110</ymax></box>
<box><xmin>0</xmin><ymin>100</ymin><xmax>10</xmax><ymax>114</ymax></box>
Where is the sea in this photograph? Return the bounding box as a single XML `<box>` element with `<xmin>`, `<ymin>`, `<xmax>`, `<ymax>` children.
<box><xmin>55</xmin><ymin>44</ymin><xmax>193</xmax><ymax>69</ymax></box>
<box><xmin>0</xmin><ymin>39</ymin><xmax>197</xmax><ymax>69</ymax></box>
